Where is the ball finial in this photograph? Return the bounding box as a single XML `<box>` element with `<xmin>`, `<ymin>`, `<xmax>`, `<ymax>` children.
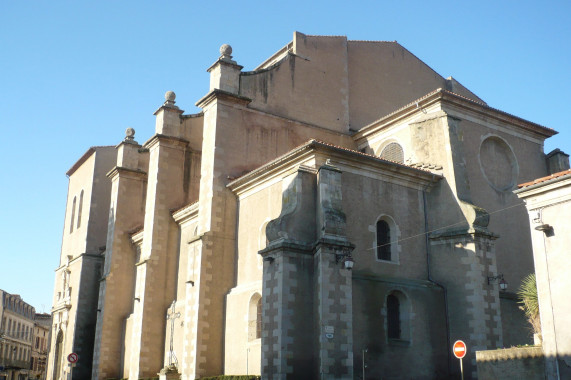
<box><xmin>124</xmin><ymin>127</ymin><xmax>136</xmax><ymax>143</ymax></box>
<box><xmin>125</xmin><ymin>127</ymin><xmax>135</xmax><ymax>138</ymax></box>
<box><xmin>220</xmin><ymin>44</ymin><xmax>233</xmax><ymax>58</ymax></box>
<box><xmin>165</xmin><ymin>91</ymin><xmax>176</xmax><ymax>102</ymax></box>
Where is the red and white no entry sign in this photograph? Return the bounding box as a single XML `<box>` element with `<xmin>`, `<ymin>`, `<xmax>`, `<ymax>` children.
<box><xmin>67</xmin><ymin>352</ymin><xmax>79</xmax><ymax>364</ymax></box>
<box><xmin>453</xmin><ymin>340</ymin><xmax>467</xmax><ymax>359</ymax></box>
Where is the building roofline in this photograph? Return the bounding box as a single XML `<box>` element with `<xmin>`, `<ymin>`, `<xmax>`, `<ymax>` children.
<box><xmin>515</xmin><ymin>169</ymin><xmax>571</xmax><ymax>192</ymax></box>
<box><xmin>66</xmin><ymin>146</ymin><xmax>114</xmax><ymax>177</ymax></box>
<box><xmin>227</xmin><ymin>139</ymin><xmax>442</xmax><ymax>193</ymax></box>
<box><xmin>353</xmin><ymin>88</ymin><xmax>557</xmax><ymax>142</ymax></box>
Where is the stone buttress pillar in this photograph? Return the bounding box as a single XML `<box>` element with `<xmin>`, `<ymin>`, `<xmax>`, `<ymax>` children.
<box><xmin>260</xmin><ymin>164</ymin><xmax>354</xmax><ymax>380</ymax></box>
<box><xmin>429</xmin><ymin>204</ymin><xmax>502</xmax><ymax>380</ymax></box>
<box><xmin>127</xmin><ymin>93</ymin><xmax>188</xmax><ymax>379</ymax></box>
<box><xmin>189</xmin><ymin>47</ymin><xmax>248</xmax><ymax>378</ymax></box>
<box><xmin>313</xmin><ymin>164</ymin><xmax>354</xmax><ymax>380</ymax></box>
<box><xmin>92</xmin><ymin>128</ymin><xmax>147</xmax><ymax>380</ymax></box>
<box><xmin>260</xmin><ymin>168</ymin><xmax>317</xmax><ymax>380</ymax></box>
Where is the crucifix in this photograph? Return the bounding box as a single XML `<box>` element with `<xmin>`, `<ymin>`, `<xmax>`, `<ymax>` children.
<box><xmin>166</xmin><ymin>300</ymin><xmax>181</xmax><ymax>367</ymax></box>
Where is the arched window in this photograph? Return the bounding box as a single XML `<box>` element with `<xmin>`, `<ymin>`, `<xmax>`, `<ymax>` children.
<box><xmin>376</xmin><ymin>220</ymin><xmax>391</xmax><ymax>261</ymax></box>
<box><xmin>70</xmin><ymin>196</ymin><xmax>76</xmax><ymax>233</ymax></box>
<box><xmin>77</xmin><ymin>190</ymin><xmax>84</xmax><ymax>229</ymax></box>
<box><xmin>248</xmin><ymin>293</ymin><xmax>262</xmax><ymax>341</ymax></box>
<box><xmin>387</xmin><ymin>294</ymin><xmax>400</xmax><ymax>339</ymax></box>
<box><xmin>258</xmin><ymin>220</ymin><xmax>271</xmax><ymax>269</ymax></box>
<box><xmin>380</xmin><ymin>142</ymin><xmax>404</xmax><ymax>163</ymax></box>
<box><xmin>374</xmin><ymin>215</ymin><xmax>400</xmax><ymax>263</ymax></box>
<box><xmin>385</xmin><ymin>290</ymin><xmax>411</xmax><ymax>343</ymax></box>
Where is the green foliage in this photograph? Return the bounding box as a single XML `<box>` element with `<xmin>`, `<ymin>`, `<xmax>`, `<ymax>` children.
<box><xmin>517</xmin><ymin>273</ymin><xmax>541</xmax><ymax>339</ymax></box>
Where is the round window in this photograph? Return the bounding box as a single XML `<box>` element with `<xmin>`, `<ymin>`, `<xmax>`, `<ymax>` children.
<box><xmin>479</xmin><ymin>136</ymin><xmax>518</xmax><ymax>191</ymax></box>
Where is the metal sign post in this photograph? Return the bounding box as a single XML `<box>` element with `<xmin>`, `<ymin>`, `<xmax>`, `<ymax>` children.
<box><xmin>67</xmin><ymin>353</ymin><xmax>78</xmax><ymax>380</ymax></box>
<box><xmin>452</xmin><ymin>340</ymin><xmax>467</xmax><ymax>380</ymax></box>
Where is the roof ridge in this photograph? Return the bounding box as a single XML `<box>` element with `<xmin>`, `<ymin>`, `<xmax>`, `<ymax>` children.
<box><xmin>357</xmin><ymin>88</ymin><xmax>554</xmax><ymax>135</ymax></box>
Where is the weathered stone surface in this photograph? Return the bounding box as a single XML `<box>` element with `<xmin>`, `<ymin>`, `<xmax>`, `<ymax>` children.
<box><xmin>47</xmin><ymin>32</ymin><xmax>560</xmax><ymax>380</ymax></box>
<box><xmin>476</xmin><ymin>347</ymin><xmax>545</xmax><ymax>380</ymax></box>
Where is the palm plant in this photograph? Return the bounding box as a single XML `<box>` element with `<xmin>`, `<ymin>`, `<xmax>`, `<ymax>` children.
<box><xmin>517</xmin><ymin>273</ymin><xmax>541</xmax><ymax>343</ymax></box>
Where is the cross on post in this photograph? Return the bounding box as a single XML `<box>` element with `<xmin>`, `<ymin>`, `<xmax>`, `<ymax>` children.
<box><xmin>166</xmin><ymin>300</ymin><xmax>181</xmax><ymax>367</ymax></box>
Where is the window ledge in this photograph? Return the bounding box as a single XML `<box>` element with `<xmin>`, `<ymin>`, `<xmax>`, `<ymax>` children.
<box><xmin>388</xmin><ymin>338</ymin><xmax>410</xmax><ymax>347</ymax></box>
<box><xmin>376</xmin><ymin>259</ymin><xmax>400</xmax><ymax>265</ymax></box>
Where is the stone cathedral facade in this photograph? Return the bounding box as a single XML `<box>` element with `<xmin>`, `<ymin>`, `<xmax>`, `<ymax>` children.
<box><xmin>46</xmin><ymin>32</ymin><xmax>565</xmax><ymax>380</ymax></box>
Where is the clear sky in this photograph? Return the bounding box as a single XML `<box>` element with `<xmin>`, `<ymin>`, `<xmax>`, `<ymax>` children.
<box><xmin>1</xmin><ymin>1</ymin><xmax>569</xmax><ymax>311</ymax></box>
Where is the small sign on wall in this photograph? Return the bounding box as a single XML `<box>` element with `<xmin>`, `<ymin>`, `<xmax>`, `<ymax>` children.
<box><xmin>324</xmin><ymin>325</ymin><xmax>334</xmax><ymax>339</ymax></box>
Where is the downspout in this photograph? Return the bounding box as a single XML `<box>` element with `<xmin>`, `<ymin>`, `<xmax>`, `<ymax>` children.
<box><xmin>422</xmin><ymin>188</ymin><xmax>451</xmax><ymax>377</ymax></box>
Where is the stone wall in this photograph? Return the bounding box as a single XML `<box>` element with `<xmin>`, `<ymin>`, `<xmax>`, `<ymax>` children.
<box><xmin>476</xmin><ymin>347</ymin><xmax>545</xmax><ymax>380</ymax></box>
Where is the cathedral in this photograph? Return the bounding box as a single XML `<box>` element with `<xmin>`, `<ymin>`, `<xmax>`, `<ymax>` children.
<box><xmin>47</xmin><ymin>32</ymin><xmax>566</xmax><ymax>380</ymax></box>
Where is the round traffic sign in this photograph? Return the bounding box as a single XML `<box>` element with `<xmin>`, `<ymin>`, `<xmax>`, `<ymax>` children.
<box><xmin>67</xmin><ymin>353</ymin><xmax>79</xmax><ymax>364</ymax></box>
<box><xmin>453</xmin><ymin>340</ymin><xmax>467</xmax><ymax>359</ymax></box>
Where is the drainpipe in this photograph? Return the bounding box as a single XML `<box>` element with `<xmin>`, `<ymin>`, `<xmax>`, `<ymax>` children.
<box><xmin>422</xmin><ymin>189</ymin><xmax>451</xmax><ymax>377</ymax></box>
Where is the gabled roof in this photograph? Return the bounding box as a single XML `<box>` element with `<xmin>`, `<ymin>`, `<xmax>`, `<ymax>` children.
<box><xmin>227</xmin><ymin>139</ymin><xmax>442</xmax><ymax>195</ymax></box>
<box><xmin>354</xmin><ymin>88</ymin><xmax>557</xmax><ymax>142</ymax></box>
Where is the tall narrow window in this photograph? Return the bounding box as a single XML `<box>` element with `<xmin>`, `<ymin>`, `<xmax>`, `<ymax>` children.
<box><xmin>256</xmin><ymin>297</ymin><xmax>262</xmax><ymax>339</ymax></box>
<box><xmin>77</xmin><ymin>190</ymin><xmax>84</xmax><ymax>229</ymax></box>
<box><xmin>70</xmin><ymin>196</ymin><xmax>76</xmax><ymax>233</ymax></box>
<box><xmin>248</xmin><ymin>293</ymin><xmax>262</xmax><ymax>341</ymax></box>
<box><xmin>387</xmin><ymin>294</ymin><xmax>400</xmax><ymax>339</ymax></box>
<box><xmin>376</xmin><ymin>220</ymin><xmax>391</xmax><ymax>261</ymax></box>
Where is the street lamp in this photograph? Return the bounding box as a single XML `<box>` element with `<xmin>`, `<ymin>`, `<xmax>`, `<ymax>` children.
<box><xmin>487</xmin><ymin>274</ymin><xmax>508</xmax><ymax>291</ymax></box>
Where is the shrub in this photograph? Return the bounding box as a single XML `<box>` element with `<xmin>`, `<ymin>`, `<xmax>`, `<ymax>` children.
<box><xmin>518</xmin><ymin>273</ymin><xmax>541</xmax><ymax>342</ymax></box>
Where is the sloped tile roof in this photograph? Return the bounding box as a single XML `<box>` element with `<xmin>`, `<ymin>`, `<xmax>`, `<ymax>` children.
<box><xmin>518</xmin><ymin>169</ymin><xmax>571</xmax><ymax>188</ymax></box>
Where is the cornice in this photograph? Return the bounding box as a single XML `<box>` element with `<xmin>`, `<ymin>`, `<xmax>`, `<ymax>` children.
<box><xmin>153</xmin><ymin>104</ymin><xmax>184</xmax><ymax>116</ymax></box>
<box><xmin>352</xmin><ymin>273</ymin><xmax>441</xmax><ymax>290</ymax></box>
<box><xmin>172</xmin><ymin>202</ymin><xmax>199</xmax><ymax>224</ymax></box>
<box><xmin>106</xmin><ymin>166</ymin><xmax>147</xmax><ymax>180</ymax></box>
<box><xmin>131</xmin><ymin>229</ymin><xmax>144</xmax><ymax>245</ymax></box>
<box><xmin>51</xmin><ymin>302</ymin><xmax>72</xmax><ymax>313</ymax></box>
<box><xmin>515</xmin><ymin>173</ymin><xmax>571</xmax><ymax>197</ymax></box>
<box><xmin>206</xmin><ymin>58</ymin><xmax>244</xmax><ymax>73</ymax></box>
<box><xmin>54</xmin><ymin>252</ymin><xmax>103</xmax><ymax>271</ymax></box>
<box><xmin>195</xmin><ymin>89</ymin><xmax>252</xmax><ymax>109</ymax></box>
<box><xmin>227</xmin><ymin>140</ymin><xmax>441</xmax><ymax>198</ymax></box>
<box><xmin>514</xmin><ymin>178</ymin><xmax>571</xmax><ymax>210</ymax></box>
<box><xmin>143</xmin><ymin>134</ymin><xmax>189</xmax><ymax>150</ymax></box>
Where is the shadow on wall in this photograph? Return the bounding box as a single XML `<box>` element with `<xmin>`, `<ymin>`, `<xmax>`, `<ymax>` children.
<box><xmin>476</xmin><ymin>347</ymin><xmax>571</xmax><ymax>380</ymax></box>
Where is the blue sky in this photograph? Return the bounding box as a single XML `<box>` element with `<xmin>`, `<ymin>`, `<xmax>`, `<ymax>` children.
<box><xmin>1</xmin><ymin>1</ymin><xmax>569</xmax><ymax>311</ymax></box>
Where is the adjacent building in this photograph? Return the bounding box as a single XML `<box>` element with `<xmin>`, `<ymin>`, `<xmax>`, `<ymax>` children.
<box><xmin>515</xmin><ymin>166</ymin><xmax>571</xmax><ymax>380</ymax></box>
<box><xmin>47</xmin><ymin>32</ymin><xmax>565</xmax><ymax>380</ymax></box>
<box><xmin>31</xmin><ymin>313</ymin><xmax>51</xmax><ymax>380</ymax></box>
<box><xmin>0</xmin><ymin>291</ymin><xmax>35</xmax><ymax>380</ymax></box>
<box><xmin>47</xmin><ymin>146</ymin><xmax>115</xmax><ymax>380</ymax></box>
